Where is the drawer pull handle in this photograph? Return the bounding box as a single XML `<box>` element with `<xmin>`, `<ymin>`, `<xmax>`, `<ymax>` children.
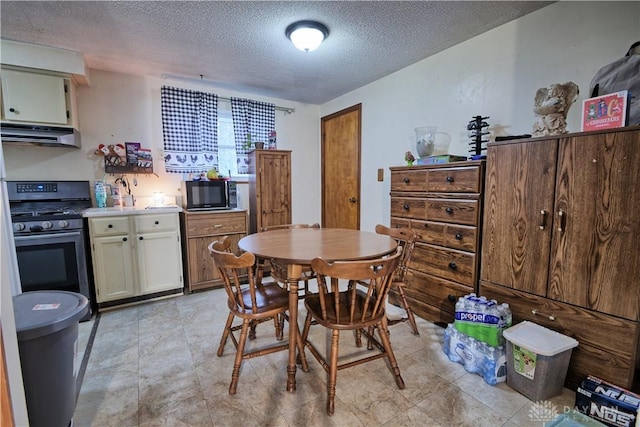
<box><xmin>446</xmin><ymin>176</ymin><xmax>454</xmax><ymax>183</ymax></box>
<box><xmin>139</xmin><ymin>236</ymin><xmax>144</xmax><ymax>241</ymax></box>
<box><xmin>447</xmin><ymin>295</ymin><xmax>456</xmax><ymax>302</ymax></box>
<box><xmin>531</xmin><ymin>309</ymin><xmax>555</xmax><ymax>321</ymax></box>
<box><xmin>108</xmin><ymin>224</ymin><xmax>113</xmax><ymax>228</ymax></box>
<box><xmin>448</xmin><ymin>262</ymin><xmax>457</xmax><ymax>270</ymax></box>
<box><xmin>445</xmin><ymin>207</ymin><xmax>453</xmax><ymax>215</ymax></box>
<box><xmin>455</xmin><ymin>233</ymin><xmax>462</xmax><ymax>240</ymax></box>
<box><xmin>122</xmin><ymin>237</ymin><xmax>127</xmax><ymax>242</ymax></box>
<box><xmin>214</xmin><ymin>224</ymin><xmax>223</xmax><ymax>228</ymax></box>
<box><xmin>539</xmin><ymin>210</ymin><xmax>547</xmax><ymax>230</ymax></box>
<box><xmin>557</xmin><ymin>210</ymin><xmax>566</xmax><ymax>233</ymax></box>
<box><xmin>403</xmin><ymin>177</ymin><xmax>410</xmax><ymax>183</ymax></box>
<box><xmin>155</xmin><ymin>220</ymin><xmax>159</xmax><ymax>225</ymax></box>
<box><xmin>403</xmin><ymin>204</ymin><xmax>410</xmax><ymax>211</ymax></box>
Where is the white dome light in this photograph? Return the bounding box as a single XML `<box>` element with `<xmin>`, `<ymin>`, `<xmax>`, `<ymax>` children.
<box><xmin>286</xmin><ymin>21</ymin><xmax>329</xmax><ymax>53</ymax></box>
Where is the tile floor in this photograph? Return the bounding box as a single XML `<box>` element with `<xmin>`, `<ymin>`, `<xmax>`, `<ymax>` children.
<box><xmin>73</xmin><ymin>287</ymin><xmax>577</xmax><ymax>427</ymax></box>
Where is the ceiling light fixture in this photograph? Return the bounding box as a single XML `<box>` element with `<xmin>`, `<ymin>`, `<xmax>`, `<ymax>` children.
<box><xmin>285</xmin><ymin>20</ymin><xmax>329</xmax><ymax>53</ymax></box>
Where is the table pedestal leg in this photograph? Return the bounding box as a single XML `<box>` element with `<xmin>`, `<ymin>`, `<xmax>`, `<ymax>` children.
<box><xmin>286</xmin><ymin>264</ymin><xmax>302</xmax><ymax>392</ymax></box>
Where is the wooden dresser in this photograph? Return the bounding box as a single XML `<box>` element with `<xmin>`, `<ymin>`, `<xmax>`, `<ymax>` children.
<box><xmin>389</xmin><ymin>161</ymin><xmax>485</xmax><ymax>325</ymax></box>
<box><xmin>479</xmin><ymin>127</ymin><xmax>640</xmax><ymax>391</ymax></box>
<box><xmin>180</xmin><ymin>209</ymin><xmax>247</xmax><ymax>292</ymax></box>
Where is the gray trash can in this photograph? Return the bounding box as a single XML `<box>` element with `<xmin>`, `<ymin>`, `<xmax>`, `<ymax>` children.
<box><xmin>13</xmin><ymin>290</ymin><xmax>89</xmax><ymax>427</ymax></box>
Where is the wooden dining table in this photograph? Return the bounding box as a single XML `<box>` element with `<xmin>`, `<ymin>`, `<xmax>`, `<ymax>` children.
<box><xmin>238</xmin><ymin>227</ymin><xmax>398</xmax><ymax>392</ymax></box>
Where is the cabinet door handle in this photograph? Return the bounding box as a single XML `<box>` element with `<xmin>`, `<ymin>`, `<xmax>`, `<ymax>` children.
<box><xmin>455</xmin><ymin>233</ymin><xmax>462</xmax><ymax>240</ymax></box>
<box><xmin>446</xmin><ymin>176</ymin><xmax>454</xmax><ymax>183</ymax></box>
<box><xmin>539</xmin><ymin>210</ymin><xmax>547</xmax><ymax>230</ymax></box>
<box><xmin>403</xmin><ymin>177</ymin><xmax>410</xmax><ymax>183</ymax></box>
<box><xmin>139</xmin><ymin>236</ymin><xmax>144</xmax><ymax>240</ymax></box>
<box><xmin>349</xmin><ymin>197</ymin><xmax>357</xmax><ymax>203</ymax></box>
<box><xmin>9</xmin><ymin>107</ymin><xmax>16</xmax><ymax>113</ymax></box>
<box><xmin>447</xmin><ymin>295</ymin><xmax>456</xmax><ymax>302</ymax></box>
<box><xmin>214</xmin><ymin>224</ymin><xmax>223</xmax><ymax>228</ymax></box>
<box><xmin>403</xmin><ymin>204</ymin><xmax>410</xmax><ymax>211</ymax></box>
<box><xmin>154</xmin><ymin>220</ymin><xmax>159</xmax><ymax>225</ymax></box>
<box><xmin>122</xmin><ymin>237</ymin><xmax>127</xmax><ymax>242</ymax></box>
<box><xmin>448</xmin><ymin>262</ymin><xmax>457</xmax><ymax>270</ymax></box>
<box><xmin>557</xmin><ymin>210</ymin><xmax>566</xmax><ymax>233</ymax></box>
<box><xmin>532</xmin><ymin>309</ymin><xmax>555</xmax><ymax>321</ymax></box>
<box><xmin>108</xmin><ymin>224</ymin><xmax>113</xmax><ymax>228</ymax></box>
<box><xmin>445</xmin><ymin>207</ymin><xmax>453</xmax><ymax>215</ymax></box>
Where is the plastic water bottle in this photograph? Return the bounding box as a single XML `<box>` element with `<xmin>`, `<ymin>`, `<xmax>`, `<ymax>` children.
<box><xmin>501</xmin><ymin>303</ymin><xmax>512</xmax><ymax>328</ymax></box>
<box><xmin>483</xmin><ymin>346</ymin><xmax>498</xmax><ymax>385</ymax></box>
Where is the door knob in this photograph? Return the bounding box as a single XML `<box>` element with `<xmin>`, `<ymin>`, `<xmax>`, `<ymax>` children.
<box><xmin>349</xmin><ymin>197</ymin><xmax>357</xmax><ymax>203</ymax></box>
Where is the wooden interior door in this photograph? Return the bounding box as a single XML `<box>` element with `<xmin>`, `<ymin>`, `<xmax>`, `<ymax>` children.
<box><xmin>321</xmin><ymin>104</ymin><xmax>361</xmax><ymax>229</ymax></box>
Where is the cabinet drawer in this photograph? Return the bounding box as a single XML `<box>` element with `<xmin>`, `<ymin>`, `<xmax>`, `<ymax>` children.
<box><xmin>90</xmin><ymin>217</ymin><xmax>130</xmax><ymax>237</ymax></box>
<box><xmin>427</xmin><ymin>166</ymin><xmax>482</xmax><ymax>193</ymax></box>
<box><xmin>186</xmin><ymin>214</ymin><xmax>246</xmax><ymax>236</ymax></box>
<box><xmin>135</xmin><ymin>213</ymin><xmax>178</xmax><ymax>233</ymax></box>
<box><xmin>390</xmin><ymin>197</ymin><xmax>426</xmax><ymax>220</ymax></box>
<box><xmin>426</xmin><ymin>198</ymin><xmax>479</xmax><ymax>226</ymax></box>
<box><xmin>480</xmin><ymin>281</ymin><xmax>639</xmax><ymax>390</ymax></box>
<box><xmin>411</xmin><ymin>243</ymin><xmax>476</xmax><ymax>286</ymax></box>
<box><xmin>405</xmin><ymin>269</ymin><xmax>473</xmax><ymax>316</ymax></box>
<box><xmin>390</xmin><ymin>169</ymin><xmax>428</xmax><ymax>192</ymax></box>
<box><xmin>410</xmin><ymin>219</ymin><xmax>478</xmax><ymax>252</ymax></box>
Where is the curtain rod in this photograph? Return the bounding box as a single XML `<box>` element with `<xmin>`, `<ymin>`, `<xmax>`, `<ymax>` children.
<box><xmin>217</xmin><ymin>96</ymin><xmax>295</xmax><ymax>114</ymax></box>
<box><xmin>162</xmin><ymin>74</ymin><xmax>295</xmax><ymax>114</ymax></box>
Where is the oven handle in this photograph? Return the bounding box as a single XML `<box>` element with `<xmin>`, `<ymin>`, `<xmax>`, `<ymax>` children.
<box><xmin>14</xmin><ymin>231</ymin><xmax>82</xmax><ymax>242</ymax></box>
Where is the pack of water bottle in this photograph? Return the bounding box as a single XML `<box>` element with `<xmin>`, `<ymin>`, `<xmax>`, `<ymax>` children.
<box><xmin>454</xmin><ymin>293</ymin><xmax>512</xmax><ymax>347</ymax></box>
<box><xmin>443</xmin><ymin>323</ymin><xmax>507</xmax><ymax>385</ymax></box>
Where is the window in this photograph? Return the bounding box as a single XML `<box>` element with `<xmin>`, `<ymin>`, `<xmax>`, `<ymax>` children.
<box><xmin>216</xmin><ymin>110</ymin><xmax>247</xmax><ymax>179</ymax></box>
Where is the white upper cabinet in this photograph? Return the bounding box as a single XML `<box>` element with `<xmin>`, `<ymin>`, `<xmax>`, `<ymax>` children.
<box><xmin>1</xmin><ymin>68</ymin><xmax>70</xmax><ymax>125</ymax></box>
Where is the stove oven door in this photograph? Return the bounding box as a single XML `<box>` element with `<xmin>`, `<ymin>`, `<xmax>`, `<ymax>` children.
<box><xmin>14</xmin><ymin>230</ymin><xmax>91</xmax><ymax>320</ymax></box>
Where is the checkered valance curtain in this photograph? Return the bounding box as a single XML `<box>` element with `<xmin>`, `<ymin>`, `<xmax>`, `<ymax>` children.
<box><xmin>231</xmin><ymin>97</ymin><xmax>275</xmax><ymax>174</ymax></box>
<box><xmin>161</xmin><ymin>86</ymin><xmax>218</xmax><ymax>174</ymax></box>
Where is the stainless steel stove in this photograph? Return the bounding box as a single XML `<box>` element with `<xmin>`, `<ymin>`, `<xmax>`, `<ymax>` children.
<box><xmin>8</xmin><ymin>181</ymin><xmax>93</xmax><ymax>320</ymax></box>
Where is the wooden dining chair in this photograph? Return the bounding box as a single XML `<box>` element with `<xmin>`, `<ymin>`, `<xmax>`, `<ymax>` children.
<box><xmin>301</xmin><ymin>247</ymin><xmax>405</xmax><ymax>416</ymax></box>
<box><xmin>209</xmin><ymin>237</ymin><xmax>308</xmax><ymax>394</ymax></box>
<box><xmin>259</xmin><ymin>223</ymin><xmax>321</xmax><ymax>298</ymax></box>
<box><xmin>375</xmin><ymin>224</ymin><xmax>420</xmax><ymax>335</ymax></box>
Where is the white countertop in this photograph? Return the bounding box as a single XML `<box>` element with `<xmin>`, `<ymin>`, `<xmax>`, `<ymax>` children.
<box><xmin>83</xmin><ymin>205</ymin><xmax>182</xmax><ymax>217</ymax></box>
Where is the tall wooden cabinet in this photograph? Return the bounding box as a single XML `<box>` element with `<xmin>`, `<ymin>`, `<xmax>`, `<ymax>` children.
<box><xmin>479</xmin><ymin>127</ymin><xmax>640</xmax><ymax>390</ymax></box>
<box><xmin>180</xmin><ymin>209</ymin><xmax>248</xmax><ymax>292</ymax></box>
<box><xmin>389</xmin><ymin>161</ymin><xmax>485</xmax><ymax>325</ymax></box>
<box><xmin>248</xmin><ymin>149</ymin><xmax>291</xmax><ymax>234</ymax></box>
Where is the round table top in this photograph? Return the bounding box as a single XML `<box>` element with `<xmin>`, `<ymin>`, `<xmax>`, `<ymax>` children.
<box><xmin>238</xmin><ymin>228</ymin><xmax>397</xmax><ymax>264</ymax></box>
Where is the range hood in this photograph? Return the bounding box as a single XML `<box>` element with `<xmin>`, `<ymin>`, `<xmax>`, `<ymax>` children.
<box><xmin>1</xmin><ymin>123</ymin><xmax>81</xmax><ymax>148</ymax></box>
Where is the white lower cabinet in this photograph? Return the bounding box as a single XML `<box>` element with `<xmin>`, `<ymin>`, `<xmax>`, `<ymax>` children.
<box><xmin>88</xmin><ymin>212</ymin><xmax>183</xmax><ymax>307</ymax></box>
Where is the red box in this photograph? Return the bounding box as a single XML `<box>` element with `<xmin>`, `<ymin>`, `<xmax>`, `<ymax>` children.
<box><xmin>581</xmin><ymin>91</ymin><xmax>628</xmax><ymax>132</ymax></box>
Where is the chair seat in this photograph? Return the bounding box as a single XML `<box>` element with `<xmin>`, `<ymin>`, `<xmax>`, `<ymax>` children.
<box><xmin>305</xmin><ymin>292</ymin><xmax>385</xmax><ymax>330</ymax></box>
<box><xmin>229</xmin><ymin>281</ymin><xmax>290</xmax><ymax>316</ymax></box>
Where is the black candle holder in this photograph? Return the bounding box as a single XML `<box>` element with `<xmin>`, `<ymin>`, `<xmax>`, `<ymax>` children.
<box><xmin>468</xmin><ymin>115</ymin><xmax>489</xmax><ymax>160</ymax></box>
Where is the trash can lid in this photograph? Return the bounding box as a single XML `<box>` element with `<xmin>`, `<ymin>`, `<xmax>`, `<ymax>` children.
<box><xmin>13</xmin><ymin>291</ymin><xmax>89</xmax><ymax>340</ymax></box>
<box><xmin>503</xmin><ymin>321</ymin><xmax>579</xmax><ymax>356</ymax></box>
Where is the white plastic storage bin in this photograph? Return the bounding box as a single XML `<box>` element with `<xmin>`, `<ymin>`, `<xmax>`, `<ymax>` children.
<box><xmin>503</xmin><ymin>321</ymin><xmax>579</xmax><ymax>401</ymax></box>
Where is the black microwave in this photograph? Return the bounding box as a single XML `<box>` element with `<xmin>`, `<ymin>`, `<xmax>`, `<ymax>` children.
<box><xmin>180</xmin><ymin>180</ymin><xmax>238</xmax><ymax>211</ymax></box>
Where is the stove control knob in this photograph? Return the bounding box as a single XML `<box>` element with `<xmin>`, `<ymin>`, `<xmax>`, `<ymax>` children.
<box><xmin>41</xmin><ymin>221</ymin><xmax>53</xmax><ymax>230</ymax></box>
<box><xmin>13</xmin><ymin>223</ymin><xmax>25</xmax><ymax>232</ymax></box>
<box><xmin>58</xmin><ymin>220</ymin><xmax>69</xmax><ymax>228</ymax></box>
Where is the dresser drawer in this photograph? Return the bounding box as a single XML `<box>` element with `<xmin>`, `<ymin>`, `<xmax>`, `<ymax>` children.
<box><xmin>409</xmin><ymin>219</ymin><xmax>478</xmax><ymax>252</ymax></box>
<box><xmin>391</xmin><ymin>169</ymin><xmax>428</xmax><ymax>192</ymax></box>
<box><xmin>480</xmin><ymin>281</ymin><xmax>639</xmax><ymax>390</ymax></box>
<box><xmin>185</xmin><ymin>213</ymin><xmax>246</xmax><ymax>236</ymax></box>
<box><xmin>89</xmin><ymin>217</ymin><xmax>130</xmax><ymax>237</ymax></box>
<box><xmin>135</xmin><ymin>213</ymin><xmax>179</xmax><ymax>233</ymax></box>
<box><xmin>405</xmin><ymin>269</ymin><xmax>473</xmax><ymax>316</ymax></box>
<box><xmin>411</xmin><ymin>243</ymin><xmax>476</xmax><ymax>286</ymax></box>
<box><xmin>427</xmin><ymin>166</ymin><xmax>482</xmax><ymax>193</ymax></box>
<box><xmin>390</xmin><ymin>197</ymin><xmax>426</xmax><ymax>220</ymax></box>
<box><xmin>426</xmin><ymin>198</ymin><xmax>479</xmax><ymax>226</ymax></box>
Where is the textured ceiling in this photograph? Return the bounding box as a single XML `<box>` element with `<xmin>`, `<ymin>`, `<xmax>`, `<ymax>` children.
<box><xmin>0</xmin><ymin>1</ymin><xmax>553</xmax><ymax>105</ymax></box>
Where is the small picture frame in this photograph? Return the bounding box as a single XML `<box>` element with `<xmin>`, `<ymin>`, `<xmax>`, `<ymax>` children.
<box><xmin>125</xmin><ymin>142</ymin><xmax>141</xmax><ymax>165</ymax></box>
